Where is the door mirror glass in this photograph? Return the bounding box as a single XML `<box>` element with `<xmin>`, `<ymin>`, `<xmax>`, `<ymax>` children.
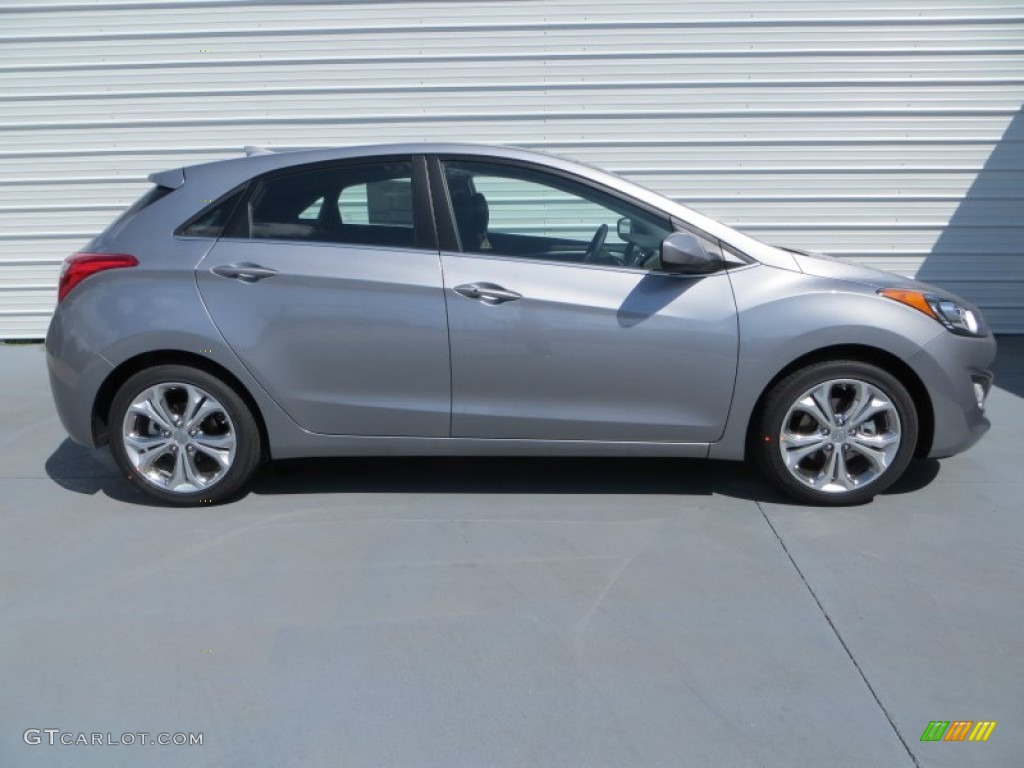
<box><xmin>617</xmin><ymin>217</ymin><xmax>632</xmax><ymax>239</ymax></box>
<box><xmin>660</xmin><ymin>231</ymin><xmax>722</xmax><ymax>274</ymax></box>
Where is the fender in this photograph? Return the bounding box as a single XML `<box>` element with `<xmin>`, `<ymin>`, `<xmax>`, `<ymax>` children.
<box><xmin>711</xmin><ymin>264</ymin><xmax>944</xmax><ymax>461</ymax></box>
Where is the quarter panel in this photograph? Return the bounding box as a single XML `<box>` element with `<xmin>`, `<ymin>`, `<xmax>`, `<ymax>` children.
<box><xmin>47</xmin><ymin>249</ymin><xmax>314</xmax><ymax>453</ymax></box>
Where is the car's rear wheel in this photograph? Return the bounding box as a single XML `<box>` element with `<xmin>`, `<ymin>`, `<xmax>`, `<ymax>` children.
<box><xmin>754</xmin><ymin>360</ymin><xmax>918</xmax><ymax>506</ymax></box>
<box><xmin>109</xmin><ymin>365</ymin><xmax>262</xmax><ymax>506</ymax></box>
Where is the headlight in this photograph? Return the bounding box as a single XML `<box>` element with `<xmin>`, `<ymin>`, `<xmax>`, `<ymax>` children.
<box><xmin>878</xmin><ymin>288</ymin><xmax>985</xmax><ymax>337</ymax></box>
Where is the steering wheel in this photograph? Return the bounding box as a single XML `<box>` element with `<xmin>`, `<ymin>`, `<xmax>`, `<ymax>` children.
<box><xmin>583</xmin><ymin>223</ymin><xmax>609</xmax><ymax>263</ymax></box>
<box><xmin>622</xmin><ymin>242</ymin><xmax>641</xmax><ymax>267</ymax></box>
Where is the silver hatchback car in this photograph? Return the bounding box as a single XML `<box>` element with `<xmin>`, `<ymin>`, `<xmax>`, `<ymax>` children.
<box><xmin>46</xmin><ymin>143</ymin><xmax>995</xmax><ymax>506</ymax></box>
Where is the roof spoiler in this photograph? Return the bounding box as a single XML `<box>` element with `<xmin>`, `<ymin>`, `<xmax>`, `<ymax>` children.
<box><xmin>244</xmin><ymin>145</ymin><xmax>276</xmax><ymax>157</ymax></box>
<box><xmin>147</xmin><ymin>167</ymin><xmax>185</xmax><ymax>189</ymax></box>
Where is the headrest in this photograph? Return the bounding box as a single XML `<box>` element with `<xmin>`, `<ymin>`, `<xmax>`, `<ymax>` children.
<box><xmin>469</xmin><ymin>192</ymin><xmax>489</xmax><ymax>231</ymax></box>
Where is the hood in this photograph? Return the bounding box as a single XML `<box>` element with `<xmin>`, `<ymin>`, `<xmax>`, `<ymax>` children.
<box><xmin>785</xmin><ymin>249</ymin><xmax>928</xmax><ymax>292</ymax></box>
<box><xmin>783</xmin><ymin>249</ymin><xmax>985</xmax><ymax>314</ymax></box>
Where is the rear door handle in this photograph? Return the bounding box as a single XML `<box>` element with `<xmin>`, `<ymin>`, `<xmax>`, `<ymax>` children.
<box><xmin>453</xmin><ymin>282</ymin><xmax>522</xmax><ymax>305</ymax></box>
<box><xmin>211</xmin><ymin>263</ymin><xmax>278</xmax><ymax>282</ymax></box>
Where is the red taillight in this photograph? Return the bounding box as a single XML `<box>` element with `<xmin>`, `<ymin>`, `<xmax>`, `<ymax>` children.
<box><xmin>57</xmin><ymin>252</ymin><xmax>138</xmax><ymax>303</ymax></box>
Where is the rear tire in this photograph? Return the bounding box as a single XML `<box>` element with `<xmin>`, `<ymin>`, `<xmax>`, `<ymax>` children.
<box><xmin>753</xmin><ymin>360</ymin><xmax>918</xmax><ymax>506</ymax></box>
<box><xmin>109</xmin><ymin>365</ymin><xmax>262</xmax><ymax>506</ymax></box>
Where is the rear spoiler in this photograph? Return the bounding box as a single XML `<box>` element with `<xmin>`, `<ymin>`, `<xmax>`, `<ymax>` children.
<box><xmin>147</xmin><ymin>167</ymin><xmax>185</xmax><ymax>189</ymax></box>
<box><xmin>146</xmin><ymin>146</ymin><xmax>274</xmax><ymax>189</ymax></box>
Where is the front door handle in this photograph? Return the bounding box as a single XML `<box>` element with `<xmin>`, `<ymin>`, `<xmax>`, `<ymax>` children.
<box><xmin>211</xmin><ymin>263</ymin><xmax>278</xmax><ymax>283</ymax></box>
<box><xmin>453</xmin><ymin>282</ymin><xmax>522</xmax><ymax>305</ymax></box>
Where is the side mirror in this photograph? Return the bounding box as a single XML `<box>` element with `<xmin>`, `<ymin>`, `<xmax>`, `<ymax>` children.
<box><xmin>617</xmin><ymin>217</ymin><xmax>632</xmax><ymax>239</ymax></box>
<box><xmin>660</xmin><ymin>231</ymin><xmax>721</xmax><ymax>274</ymax></box>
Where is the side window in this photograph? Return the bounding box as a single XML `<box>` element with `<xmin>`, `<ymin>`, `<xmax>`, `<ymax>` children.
<box><xmin>298</xmin><ymin>197</ymin><xmax>323</xmax><ymax>221</ymax></box>
<box><xmin>338</xmin><ymin>185</ymin><xmax>370</xmax><ymax>225</ymax></box>
<box><xmin>471</xmin><ymin>175</ymin><xmax>611</xmax><ymax>241</ymax></box>
<box><xmin>441</xmin><ymin>160</ymin><xmax>672</xmax><ymax>269</ymax></box>
<box><xmin>338</xmin><ymin>179</ymin><xmax>413</xmax><ymax>226</ymax></box>
<box><xmin>180</xmin><ymin>187</ymin><xmax>243</xmax><ymax>238</ymax></box>
<box><xmin>247</xmin><ymin>159</ymin><xmax>417</xmax><ymax>249</ymax></box>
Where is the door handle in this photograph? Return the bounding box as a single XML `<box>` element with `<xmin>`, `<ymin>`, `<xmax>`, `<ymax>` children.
<box><xmin>211</xmin><ymin>263</ymin><xmax>278</xmax><ymax>283</ymax></box>
<box><xmin>453</xmin><ymin>282</ymin><xmax>522</xmax><ymax>305</ymax></box>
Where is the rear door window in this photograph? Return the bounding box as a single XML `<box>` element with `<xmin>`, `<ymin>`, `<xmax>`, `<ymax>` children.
<box><xmin>247</xmin><ymin>160</ymin><xmax>419</xmax><ymax>250</ymax></box>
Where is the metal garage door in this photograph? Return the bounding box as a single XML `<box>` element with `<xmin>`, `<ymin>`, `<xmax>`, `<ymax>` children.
<box><xmin>1</xmin><ymin>0</ymin><xmax>1022</xmax><ymax>338</ymax></box>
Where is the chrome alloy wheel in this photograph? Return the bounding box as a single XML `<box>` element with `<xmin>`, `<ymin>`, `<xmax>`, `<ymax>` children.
<box><xmin>121</xmin><ymin>382</ymin><xmax>237</xmax><ymax>493</ymax></box>
<box><xmin>778</xmin><ymin>378</ymin><xmax>902</xmax><ymax>494</ymax></box>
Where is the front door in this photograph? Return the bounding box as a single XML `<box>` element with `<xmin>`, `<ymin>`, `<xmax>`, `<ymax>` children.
<box><xmin>434</xmin><ymin>157</ymin><xmax>739</xmax><ymax>443</ymax></box>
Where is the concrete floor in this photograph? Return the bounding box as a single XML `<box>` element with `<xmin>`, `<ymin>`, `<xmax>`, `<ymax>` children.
<box><xmin>1</xmin><ymin>339</ymin><xmax>1021</xmax><ymax>767</ymax></box>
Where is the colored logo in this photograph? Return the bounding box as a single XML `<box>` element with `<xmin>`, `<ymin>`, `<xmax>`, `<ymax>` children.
<box><xmin>920</xmin><ymin>721</ymin><xmax>996</xmax><ymax>742</ymax></box>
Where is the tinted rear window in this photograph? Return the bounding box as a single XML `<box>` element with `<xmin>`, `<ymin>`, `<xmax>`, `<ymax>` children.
<box><xmin>98</xmin><ymin>184</ymin><xmax>173</xmax><ymax>240</ymax></box>
<box><xmin>111</xmin><ymin>184</ymin><xmax>172</xmax><ymax>225</ymax></box>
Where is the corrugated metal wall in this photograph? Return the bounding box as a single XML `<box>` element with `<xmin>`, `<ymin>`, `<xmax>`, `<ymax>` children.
<box><xmin>1</xmin><ymin>0</ymin><xmax>1022</xmax><ymax>338</ymax></box>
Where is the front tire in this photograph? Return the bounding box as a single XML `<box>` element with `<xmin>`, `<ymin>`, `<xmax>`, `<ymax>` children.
<box><xmin>109</xmin><ymin>365</ymin><xmax>262</xmax><ymax>506</ymax></box>
<box><xmin>753</xmin><ymin>360</ymin><xmax>918</xmax><ymax>506</ymax></box>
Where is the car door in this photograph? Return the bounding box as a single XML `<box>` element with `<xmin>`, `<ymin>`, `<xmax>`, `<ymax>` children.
<box><xmin>431</xmin><ymin>156</ymin><xmax>739</xmax><ymax>443</ymax></box>
<box><xmin>194</xmin><ymin>155</ymin><xmax>451</xmax><ymax>436</ymax></box>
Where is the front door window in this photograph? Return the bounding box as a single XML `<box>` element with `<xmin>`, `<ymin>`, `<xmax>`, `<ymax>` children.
<box><xmin>442</xmin><ymin>159</ymin><xmax>673</xmax><ymax>270</ymax></box>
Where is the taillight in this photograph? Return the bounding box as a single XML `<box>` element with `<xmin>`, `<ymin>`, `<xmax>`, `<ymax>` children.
<box><xmin>57</xmin><ymin>252</ymin><xmax>138</xmax><ymax>303</ymax></box>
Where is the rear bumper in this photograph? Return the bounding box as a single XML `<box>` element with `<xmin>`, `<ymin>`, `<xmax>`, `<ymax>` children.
<box><xmin>909</xmin><ymin>331</ymin><xmax>997</xmax><ymax>458</ymax></box>
<box><xmin>45</xmin><ymin>310</ymin><xmax>113</xmax><ymax>447</ymax></box>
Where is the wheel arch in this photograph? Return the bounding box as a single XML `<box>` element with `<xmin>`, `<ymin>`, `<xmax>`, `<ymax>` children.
<box><xmin>92</xmin><ymin>350</ymin><xmax>270</xmax><ymax>460</ymax></box>
<box><xmin>743</xmin><ymin>344</ymin><xmax>935</xmax><ymax>459</ymax></box>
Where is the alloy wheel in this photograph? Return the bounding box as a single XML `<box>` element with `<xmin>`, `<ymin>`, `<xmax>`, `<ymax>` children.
<box><xmin>121</xmin><ymin>382</ymin><xmax>237</xmax><ymax>493</ymax></box>
<box><xmin>778</xmin><ymin>378</ymin><xmax>902</xmax><ymax>494</ymax></box>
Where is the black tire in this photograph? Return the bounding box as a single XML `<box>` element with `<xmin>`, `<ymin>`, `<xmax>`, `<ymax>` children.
<box><xmin>109</xmin><ymin>365</ymin><xmax>262</xmax><ymax>506</ymax></box>
<box><xmin>753</xmin><ymin>360</ymin><xmax>918</xmax><ymax>506</ymax></box>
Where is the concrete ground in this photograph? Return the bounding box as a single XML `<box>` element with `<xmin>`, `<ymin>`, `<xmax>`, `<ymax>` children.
<box><xmin>1</xmin><ymin>339</ymin><xmax>1021</xmax><ymax>768</ymax></box>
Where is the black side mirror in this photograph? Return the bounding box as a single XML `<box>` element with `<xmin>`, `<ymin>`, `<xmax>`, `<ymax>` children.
<box><xmin>660</xmin><ymin>231</ymin><xmax>721</xmax><ymax>274</ymax></box>
<box><xmin>617</xmin><ymin>217</ymin><xmax>632</xmax><ymax>239</ymax></box>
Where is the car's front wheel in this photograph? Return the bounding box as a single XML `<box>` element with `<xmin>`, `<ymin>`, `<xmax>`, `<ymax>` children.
<box><xmin>109</xmin><ymin>365</ymin><xmax>262</xmax><ymax>506</ymax></box>
<box><xmin>754</xmin><ymin>360</ymin><xmax>919</xmax><ymax>505</ymax></box>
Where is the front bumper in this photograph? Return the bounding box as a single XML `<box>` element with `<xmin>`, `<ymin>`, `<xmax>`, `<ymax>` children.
<box><xmin>909</xmin><ymin>331</ymin><xmax>997</xmax><ymax>458</ymax></box>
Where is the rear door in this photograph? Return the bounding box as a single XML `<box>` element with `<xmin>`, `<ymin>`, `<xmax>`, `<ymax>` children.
<box><xmin>430</xmin><ymin>156</ymin><xmax>739</xmax><ymax>443</ymax></box>
<box><xmin>193</xmin><ymin>155</ymin><xmax>451</xmax><ymax>436</ymax></box>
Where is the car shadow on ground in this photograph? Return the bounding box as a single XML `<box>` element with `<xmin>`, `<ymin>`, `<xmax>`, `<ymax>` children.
<box><xmin>44</xmin><ymin>438</ymin><xmax>941</xmax><ymax>508</ymax></box>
